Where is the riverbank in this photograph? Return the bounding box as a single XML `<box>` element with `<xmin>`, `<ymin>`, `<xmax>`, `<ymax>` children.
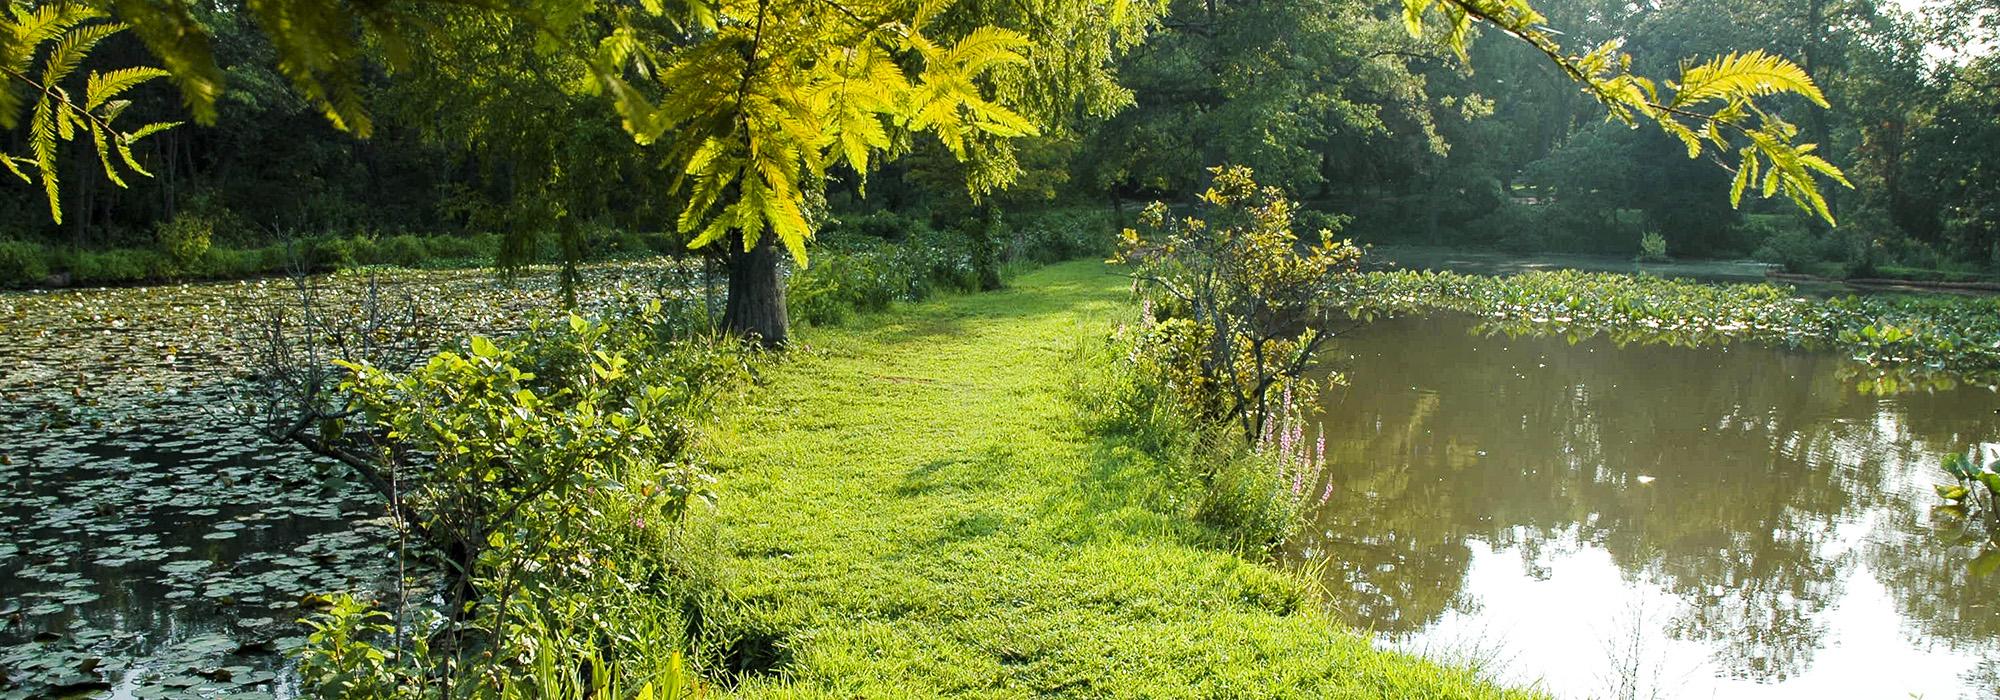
<box><xmin>699</xmin><ymin>261</ymin><xmax>1531</xmax><ymax>697</ymax></box>
<box><xmin>1369</xmin><ymin>244</ymin><xmax>2000</xmax><ymax>297</ymax></box>
<box><xmin>1351</xmin><ymin>268</ymin><xmax>2000</xmax><ymax>389</ymax></box>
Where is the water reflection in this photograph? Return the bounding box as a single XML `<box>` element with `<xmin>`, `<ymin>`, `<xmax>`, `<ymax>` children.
<box><xmin>1294</xmin><ymin>313</ymin><xmax>2000</xmax><ymax>699</ymax></box>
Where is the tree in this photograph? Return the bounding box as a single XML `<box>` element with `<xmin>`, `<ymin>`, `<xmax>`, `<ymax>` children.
<box><xmin>8</xmin><ymin>0</ymin><xmax>1849</xmax><ymax>340</ymax></box>
<box><xmin>588</xmin><ymin>0</ymin><xmax>1157</xmax><ymax>344</ymax></box>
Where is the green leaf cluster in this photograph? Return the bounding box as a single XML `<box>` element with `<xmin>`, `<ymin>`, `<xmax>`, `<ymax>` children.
<box><xmin>1405</xmin><ymin>0</ymin><xmax>1851</xmax><ymax>223</ymax></box>
<box><xmin>1</xmin><ymin>0</ymin><xmax>177</xmax><ymax>222</ymax></box>
<box><xmin>590</xmin><ymin>0</ymin><xmax>1078</xmax><ymax>265</ymax></box>
<box><xmin>1114</xmin><ymin>165</ymin><xmax>1362</xmax><ymax>442</ymax></box>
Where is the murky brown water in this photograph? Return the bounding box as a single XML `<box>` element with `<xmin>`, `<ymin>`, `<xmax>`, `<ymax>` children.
<box><xmin>1295</xmin><ymin>314</ymin><xmax>2000</xmax><ymax>699</ymax></box>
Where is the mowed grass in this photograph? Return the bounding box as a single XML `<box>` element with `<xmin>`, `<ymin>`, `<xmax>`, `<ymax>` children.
<box><xmin>704</xmin><ymin>261</ymin><xmax>1537</xmax><ymax>699</ymax></box>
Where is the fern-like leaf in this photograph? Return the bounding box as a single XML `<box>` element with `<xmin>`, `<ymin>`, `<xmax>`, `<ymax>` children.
<box><xmin>87</xmin><ymin>67</ymin><xmax>169</xmax><ymax>109</ymax></box>
<box><xmin>1672</xmin><ymin>50</ymin><xmax>1827</xmax><ymax>108</ymax></box>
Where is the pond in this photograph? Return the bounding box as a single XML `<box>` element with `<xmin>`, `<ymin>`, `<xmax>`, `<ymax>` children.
<box><xmin>1296</xmin><ymin>313</ymin><xmax>2000</xmax><ymax>699</ymax></box>
<box><xmin>0</xmin><ymin>261</ymin><xmax>709</xmax><ymax>698</ymax></box>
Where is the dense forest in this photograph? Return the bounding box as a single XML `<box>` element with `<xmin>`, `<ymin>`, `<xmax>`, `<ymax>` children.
<box><xmin>4</xmin><ymin>0</ymin><xmax>1991</xmax><ymax>290</ymax></box>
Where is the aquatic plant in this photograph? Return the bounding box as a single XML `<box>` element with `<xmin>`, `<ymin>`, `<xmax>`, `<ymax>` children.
<box><xmin>1347</xmin><ymin>268</ymin><xmax>2000</xmax><ymax>386</ymax></box>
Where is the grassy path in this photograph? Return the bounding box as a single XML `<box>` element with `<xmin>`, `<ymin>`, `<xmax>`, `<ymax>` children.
<box><xmin>706</xmin><ymin>261</ymin><xmax>1533</xmax><ymax>699</ymax></box>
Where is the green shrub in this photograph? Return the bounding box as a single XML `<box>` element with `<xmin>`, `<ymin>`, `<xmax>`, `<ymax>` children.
<box><xmin>1752</xmin><ymin>224</ymin><xmax>1835</xmax><ymax>273</ymax></box>
<box><xmin>835</xmin><ymin>210</ymin><xmax>930</xmax><ymax>242</ymax></box>
<box><xmin>68</xmin><ymin>248</ymin><xmax>170</xmax><ymax>285</ymax></box>
<box><xmin>305</xmin><ymin>236</ymin><xmax>358</xmax><ymax>270</ymax></box>
<box><xmin>287</xmin><ymin>299</ymin><xmax>741</xmax><ymax>697</ymax></box>
<box><xmin>1195</xmin><ymin>448</ymin><xmax>1301</xmax><ymax>551</ymax></box>
<box><xmin>194</xmin><ymin>246</ymin><xmax>265</xmax><ymax>278</ymax></box>
<box><xmin>1636</xmin><ymin>230</ymin><xmax>1669</xmax><ymax>262</ymax></box>
<box><xmin>378</xmin><ymin>234</ymin><xmax>428</xmax><ymax>268</ymax></box>
<box><xmin>155</xmin><ymin>212</ymin><xmax>214</xmax><ymax>272</ymax></box>
<box><xmin>1010</xmin><ymin>208</ymin><xmax>1116</xmax><ymax>263</ymax></box>
<box><xmin>788</xmin><ymin>244</ymin><xmax>905</xmax><ymax>326</ymax></box>
<box><xmin>0</xmin><ymin>240</ymin><xmax>51</xmax><ymax>287</ymax></box>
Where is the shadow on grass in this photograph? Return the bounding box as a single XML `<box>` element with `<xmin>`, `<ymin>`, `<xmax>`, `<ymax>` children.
<box><xmin>895</xmin><ymin>446</ymin><xmax>1012</xmax><ymax>497</ymax></box>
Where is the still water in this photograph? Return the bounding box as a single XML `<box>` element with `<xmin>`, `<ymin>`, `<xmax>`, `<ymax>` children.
<box><xmin>0</xmin><ymin>264</ymin><xmax>692</xmax><ymax>697</ymax></box>
<box><xmin>1297</xmin><ymin>314</ymin><xmax>2000</xmax><ymax>699</ymax></box>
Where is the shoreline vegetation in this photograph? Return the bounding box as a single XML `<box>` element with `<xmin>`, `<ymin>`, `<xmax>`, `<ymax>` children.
<box><xmin>696</xmin><ymin>260</ymin><xmax>1535</xmax><ymax>698</ymax></box>
<box><xmin>263</xmin><ymin>256</ymin><xmax>1539</xmax><ymax>698</ymax></box>
<box><xmin>1349</xmin><ymin>269</ymin><xmax>2000</xmax><ymax>390</ymax></box>
<box><xmin>11</xmin><ymin>243</ymin><xmax>1999</xmax><ymax>695</ymax></box>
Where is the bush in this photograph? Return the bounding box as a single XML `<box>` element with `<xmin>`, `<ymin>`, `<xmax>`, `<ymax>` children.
<box><xmin>378</xmin><ymin>234</ymin><xmax>429</xmax><ymax>268</ymax></box>
<box><xmin>1752</xmin><ymin>223</ymin><xmax>1832</xmax><ymax>272</ymax></box>
<box><xmin>68</xmin><ymin>248</ymin><xmax>170</xmax><ymax>285</ymax></box>
<box><xmin>788</xmin><ymin>242</ymin><xmax>910</xmax><ymax>326</ymax></box>
<box><xmin>834</xmin><ymin>210</ymin><xmax>929</xmax><ymax>242</ymax></box>
<box><xmin>0</xmin><ymin>240</ymin><xmax>51</xmax><ymax>287</ymax></box>
<box><xmin>1076</xmin><ymin>322</ymin><xmax>1329</xmax><ymax>554</ymax></box>
<box><xmin>304</xmin><ymin>236</ymin><xmax>360</xmax><ymax>271</ymax></box>
<box><xmin>156</xmin><ymin>212</ymin><xmax>214</xmax><ymax>272</ymax></box>
<box><xmin>1635</xmin><ymin>230</ymin><xmax>1670</xmax><ymax>262</ymax></box>
<box><xmin>1010</xmin><ymin>208</ymin><xmax>1116</xmax><ymax>263</ymax></box>
<box><xmin>1106</xmin><ymin>166</ymin><xmax>1352</xmax><ymax>553</ymax></box>
<box><xmin>1114</xmin><ymin>166</ymin><xmax>1360</xmax><ymax>435</ymax></box>
<box><xmin>287</xmin><ymin>299</ymin><xmax>744</xmax><ymax>697</ymax></box>
<box><xmin>194</xmin><ymin>246</ymin><xmax>265</xmax><ymax>278</ymax></box>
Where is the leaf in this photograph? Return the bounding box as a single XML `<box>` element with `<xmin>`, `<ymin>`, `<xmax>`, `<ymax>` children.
<box><xmin>1672</xmin><ymin>50</ymin><xmax>1828</xmax><ymax>109</ymax></box>
<box><xmin>469</xmin><ymin>336</ymin><xmax>500</xmax><ymax>359</ymax></box>
<box><xmin>1729</xmin><ymin>149</ymin><xmax>1755</xmax><ymax>208</ymax></box>
<box><xmin>1935</xmin><ymin>484</ymin><xmax>1970</xmax><ymax>501</ymax></box>
<box><xmin>1944</xmin><ymin>453</ymin><xmax>1975</xmax><ymax>479</ymax></box>
<box><xmin>85</xmin><ymin>66</ymin><xmax>168</xmax><ymax>110</ymax></box>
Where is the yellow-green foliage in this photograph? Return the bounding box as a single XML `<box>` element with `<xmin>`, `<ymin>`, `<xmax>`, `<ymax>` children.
<box><xmin>1404</xmin><ymin>0</ymin><xmax>1849</xmax><ymax>222</ymax></box>
<box><xmin>589</xmin><ymin>0</ymin><xmax>1159</xmax><ymax>265</ymax></box>
<box><xmin>1</xmin><ymin>0</ymin><xmax>178</xmax><ymax>222</ymax></box>
<box><xmin>1114</xmin><ymin>166</ymin><xmax>1362</xmax><ymax>441</ymax></box>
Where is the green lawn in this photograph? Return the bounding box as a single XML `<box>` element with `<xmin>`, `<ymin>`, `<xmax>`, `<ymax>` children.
<box><xmin>703</xmin><ymin>260</ymin><xmax>1537</xmax><ymax>699</ymax></box>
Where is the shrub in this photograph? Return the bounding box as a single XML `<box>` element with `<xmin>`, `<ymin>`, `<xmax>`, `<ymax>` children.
<box><xmin>68</xmin><ymin>248</ymin><xmax>169</xmax><ymax>285</ymax></box>
<box><xmin>1010</xmin><ymin>208</ymin><xmax>1116</xmax><ymax>263</ymax></box>
<box><xmin>1104</xmin><ymin>166</ymin><xmax>1354</xmax><ymax>553</ymax></box>
<box><xmin>155</xmin><ymin>212</ymin><xmax>214</xmax><ymax>272</ymax></box>
<box><xmin>1114</xmin><ymin>165</ymin><xmax>1361</xmax><ymax>440</ymax></box>
<box><xmin>378</xmin><ymin>234</ymin><xmax>429</xmax><ymax>268</ymax></box>
<box><xmin>964</xmin><ymin>207</ymin><xmax>1003</xmax><ymax>291</ymax></box>
<box><xmin>0</xmin><ymin>240</ymin><xmax>51</xmax><ymax>287</ymax></box>
<box><xmin>282</xmin><ymin>298</ymin><xmax>743</xmax><ymax>697</ymax></box>
<box><xmin>1752</xmin><ymin>224</ymin><xmax>1834</xmax><ymax>273</ymax></box>
<box><xmin>788</xmin><ymin>242</ymin><xmax>907</xmax><ymax>326</ymax></box>
<box><xmin>835</xmin><ymin>210</ymin><xmax>929</xmax><ymax>242</ymax></box>
<box><xmin>194</xmin><ymin>246</ymin><xmax>265</xmax><ymax>278</ymax></box>
<box><xmin>1636</xmin><ymin>230</ymin><xmax>1670</xmax><ymax>262</ymax></box>
<box><xmin>305</xmin><ymin>236</ymin><xmax>359</xmax><ymax>270</ymax></box>
<box><xmin>1079</xmin><ymin>319</ymin><xmax>1330</xmax><ymax>553</ymax></box>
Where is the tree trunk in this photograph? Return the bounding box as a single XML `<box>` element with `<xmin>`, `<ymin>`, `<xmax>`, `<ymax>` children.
<box><xmin>971</xmin><ymin>203</ymin><xmax>1003</xmax><ymax>291</ymax></box>
<box><xmin>723</xmin><ymin>232</ymin><xmax>789</xmax><ymax>347</ymax></box>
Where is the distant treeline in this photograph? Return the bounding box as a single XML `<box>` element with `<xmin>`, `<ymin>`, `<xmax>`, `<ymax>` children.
<box><xmin>1</xmin><ymin>0</ymin><xmax>1995</xmax><ymax>285</ymax></box>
